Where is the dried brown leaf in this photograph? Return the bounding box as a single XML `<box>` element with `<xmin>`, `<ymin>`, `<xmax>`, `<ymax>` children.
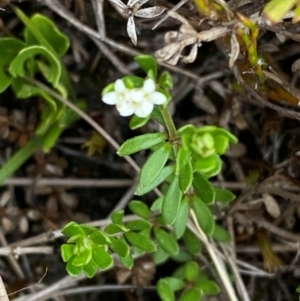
<box><xmin>134</xmin><ymin>6</ymin><xmax>165</xmax><ymax>18</ymax></box>
<box><xmin>262</xmin><ymin>193</ymin><xmax>280</xmax><ymax>218</ymax></box>
<box><xmin>127</xmin><ymin>16</ymin><xmax>137</xmax><ymax>45</ymax></box>
<box><xmin>229</xmin><ymin>32</ymin><xmax>240</xmax><ymax>68</ymax></box>
<box><xmin>292</xmin><ymin>58</ymin><xmax>300</xmax><ymax>73</ymax></box>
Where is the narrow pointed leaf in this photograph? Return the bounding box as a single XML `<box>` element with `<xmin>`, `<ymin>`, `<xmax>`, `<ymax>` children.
<box><xmin>214</xmin><ymin>188</ymin><xmax>235</xmax><ymax>204</ymax></box>
<box><xmin>162</xmin><ymin>176</ymin><xmax>182</xmax><ymax>225</ymax></box>
<box><xmin>110</xmin><ymin>236</ymin><xmax>130</xmax><ymax>258</ymax></box>
<box><xmin>125</xmin><ymin>219</ymin><xmax>152</xmax><ymax>231</ymax></box>
<box><xmin>183</xmin><ymin>228</ymin><xmax>203</xmax><ymax>255</ymax></box>
<box><xmin>211</xmin><ymin>224</ymin><xmax>231</xmax><ymax>243</ymax></box>
<box><xmin>125</xmin><ymin>231</ymin><xmax>156</xmax><ymax>252</ymax></box>
<box><xmin>174</xmin><ymin>196</ymin><xmax>189</xmax><ymax>239</ymax></box>
<box><xmin>192</xmin><ymin>197</ymin><xmax>215</xmax><ymax>235</ymax></box>
<box><xmin>118</xmin><ymin>133</ymin><xmax>166</xmax><ymax>156</ymax></box>
<box><xmin>139</xmin><ymin>143</ymin><xmax>172</xmax><ymax>187</ymax></box>
<box><xmin>193</xmin><ymin>172</ymin><xmax>215</xmax><ymax>204</ymax></box>
<box><xmin>135</xmin><ymin>165</ymin><xmax>175</xmax><ymax>196</ymax></box>
<box><xmin>154</xmin><ymin>227</ymin><xmax>179</xmax><ymax>255</ymax></box>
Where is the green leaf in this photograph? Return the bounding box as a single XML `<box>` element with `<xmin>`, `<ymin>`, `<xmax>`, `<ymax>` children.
<box><xmin>214</xmin><ymin>188</ymin><xmax>236</xmax><ymax>204</ymax></box>
<box><xmin>61</xmin><ymin>244</ymin><xmax>74</xmax><ymax>262</ymax></box>
<box><xmin>134</xmin><ymin>55</ymin><xmax>158</xmax><ymax>78</ymax></box>
<box><xmin>79</xmin><ymin>224</ymin><xmax>99</xmax><ymax>235</ymax></box>
<box><xmin>195</xmin><ymin>280</ymin><xmax>220</xmax><ymax>295</ymax></box>
<box><xmin>135</xmin><ymin>165</ymin><xmax>175</xmax><ymax>196</ymax></box>
<box><xmin>139</xmin><ymin>143</ymin><xmax>172</xmax><ymax>187</ymax></box>
<box><xmin>183</xmin><ymin>228</ymin><xmax>203</xmax><ymax>255</ymax></box>
<box><xmin>211</xmin><ymin>224</ymin><xmax>231</xmax><ymax>243</ymax></box>
<box><xmin>92</xmin><ymin>245</ymin><xmax>114</xmax><ymax>270</ymax></box>
<box><xmin>111</xmin><ymin>210</ymin><xmax>124</xmax><ymax>224</ymax></box>
<box><xmin>157</xmin><ymin>279</ymin><xmax>175</xmax><ymax>301</ymax></box>
<box><xmin>122</xmin><ymin>75</ymin><xmax>144</xmax><ymax>88</ymax></box>
<box><xmin>62</xmin><ymin>221</ymin><xmax>85</xmax><ymax>237</ymax></box>
<box><xmin>125</xmin><ymin>231</ymin><xmax>156</xmax><ymax>252</ymax></box>
<box><xmin>104</xmin><ymin>223</ymin><xmax>128</xmax><ymax>235</ymax></box>
<box><xmin>9</xmin><ymin>45</ymin><xmax>61</xmax><ymax>87</ymax></box>
<box><xmin>184</xmin><ymin>261</ymin><xmax>199</xmax><ymax>281</ymax></box>
<box><xmin>128</xmin><ymin>200</ymin><xmax>151</xmax><ymax>219</ymax></box>
<box><xmin>179</xmin><ymin>160</ymin><xmax>193</xmax><ymax>193</ymax></box>
<box><xmin>162</xmin><ymin>176</ymin><xmax>182</xmax><ymax>226</ymax></box>
<box><xmin>263</xmin><ymin>0</ymin><xmax>297</xmax><ymax>23</ymax></box>
<box><xmin>120</xmin><ymin>252</ymin><xmax>134</xmax><ymax>269</ymax></box>
<box><xmin>151</xmin><ymin>106</ymin><xmax>166</xmax><ymax>127</ymax></box>
<box><xmin>129</xmin><ymin>114</ymin><xmax>150</xmax><ymax>130</ymax></box>
<box><xmin>192</xmin><ymin>197</ymin><xmax>215</xmax><ymax>235</ymax></box>
<box><xmin>174</xmin><ymin>196</ymin><xmax>190</xmax><ymax>239</ymax></box>
<box><xmin>154</xmin><ymin>227</ymin><xmax>179</xmax><ymax>255</ymax></box>
<box><xmin>41</xmin><ymin>100</ymin><xmax>86</xmax><ymax>151</ymax></box>
<box><xmin>72</xmin><ymin>248</ymin><xmax>92</xmax><ymax>266</ymax></box>
<box><xmin>176</xmin><ymin>147</ymin><xmax>190</xmax><ymax>176</ymax></box>
<box><xmin>158</xmin><ymin>71</ymin><xmax>173</xmax><ymax>90</ymax></box>
<box><xmin>171</xmin><ymin>249</ymin><xmax>193</xmax><ymax>263</ymax></box>
<box><xmin>0</xmin><ymin>38</ymin><xmax>25</xmax><ymax>93</ymax></box>
<box><xmin>110</xmin><ymin>236</ymin><xmax>130</xmax><ymax>258</ymax></box>
<box><xmin>178</xmin><ymin>287</ymin><xmax>203</xmax><ymax>301</ymax></box>
<box><xmin>153</xmin><ymin>245</ymin><xmax>169</xmax><ymax>265</ymax></box>
<box><xmin>214</xmin><ymin>135</ymin><xmax>229</xmax><ymax>154</ymax></box>
<box><xmin>150</xmin><ymin>196</ymin><xmax>164</xmax><ymax>212</ymax></box>
<box><xmin>24</xmin><ymin>14</ymin><xmax>70</xmax><ymax>56</ymax></box>
<box><xmin>66</xmin><ymin>258</ymin><xmax>83</xmax><ymax>276</ymax></box>
<box><xmin>125</xmin><ymin>219</ymin><xmax>152</xmax><ymax>231</ymax></box>
<box><xmin>90</xmin><ymin>230</ymin><xmax>111</xmax><ymax>245</ymax></box>
<box><xmin>196</xmin><ymin>126</ymin><xmax>238</xmax><ymax>144</ymax></box>
<box><xmin>118</xmin><ymin>133</ymin><xmax>167</xmax><ymax>156</ymax></box>
<box><xmin>83</xmin><ymin>258</ymin><xmax>98</xmax><ymax>278</ymax></box>
<box><xmin>163</xmin><ymin>277</ymin><xmax>185</xmax><ymax>291</ymax></box>
<box><xmin>193</xmin><ymin>172</ymin><xmax>215</xmax><ymax>205</ymax></box>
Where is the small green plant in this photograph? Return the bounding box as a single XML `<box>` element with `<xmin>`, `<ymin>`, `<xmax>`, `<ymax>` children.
<box><xmin>61</xmin><ymin>55</ymin><xmax>237</xmax><ymax>301</ymax></box>
<box><xmin>0</xmin><ymin>8</ymin><xmax>86</xmax><ymax>184</ymax></box>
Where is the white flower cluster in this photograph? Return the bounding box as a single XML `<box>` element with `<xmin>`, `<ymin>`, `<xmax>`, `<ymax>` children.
<box><xmin>102</xmin><ymin>78</ymin><xmax>167</xmax><ymax>118</ymax></box>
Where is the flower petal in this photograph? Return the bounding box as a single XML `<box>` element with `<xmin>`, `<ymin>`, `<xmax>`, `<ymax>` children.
<box><xmin>135</xmin><ymin>101</ymin><xmax>154</xmax><ymax>118</ymax></box>
<box><xmin>143</xmin><ymin>78</ymin><xmax>156</xmax><ymax>93</ymax></box>
<box><xmin>151</xmin><ymin>91</ymin><xmax>167</xmax><ymax>105</ymax></box>
<box><xmin>102</xmin><ymin>91</ymin><xmax>118</xmax><ymax>105</ymax></box>
<box><xmin>130</xmin><ymin>89</ymin><xmax>144</xmax><ymax>103</ymax></box>
<box><xmin>114</xmin><ymin>79</ymin><xmax>127</xmax><ymax>92</ymax></box>
<box><xmin>117</xmin><ymin>99</ymin><xmax>135</xmax><ymax>116</ymax></box>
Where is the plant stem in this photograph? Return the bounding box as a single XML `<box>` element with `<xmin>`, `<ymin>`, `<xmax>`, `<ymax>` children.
<box><xmin>159</xmin><ymin>107</ymin><xmax>177</xmax><ymax>141</ymax></box>
<box><xmin>0</xmin><ymin>136</ymin><xmax>44</xmax><ymax>184</ymax></box>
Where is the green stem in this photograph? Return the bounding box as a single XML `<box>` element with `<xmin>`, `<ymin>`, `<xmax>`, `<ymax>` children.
<box><xmin>159</xmin><ymin>106</ymin><xmax>178</xmax><ymax>156</ymax></box>
<box><xmin>0</xmin><ymin>135</ymin><xmax>44</xmax><ymax>184</ymax></box>
<box><xmin>159</xmin><ymin>107</ymin><xmax>177</xmax><ymax>141</ymax></box>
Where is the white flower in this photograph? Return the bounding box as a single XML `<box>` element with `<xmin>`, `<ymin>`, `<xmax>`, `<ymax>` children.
<box><xmin>102</xmin><ymin>78</ymin><xmax>167</xmax><ymax>118</ymax></box>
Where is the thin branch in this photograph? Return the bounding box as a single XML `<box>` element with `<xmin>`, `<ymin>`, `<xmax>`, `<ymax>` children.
<box><xmin>189</xmin><ymin>210</ymin><xmax>239</xmax><ymax>301</ymax></box>
<box><xmin>2</xmin><ymin>178</ymin><xmax>133</xmax><ymax>187</ymax></box>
